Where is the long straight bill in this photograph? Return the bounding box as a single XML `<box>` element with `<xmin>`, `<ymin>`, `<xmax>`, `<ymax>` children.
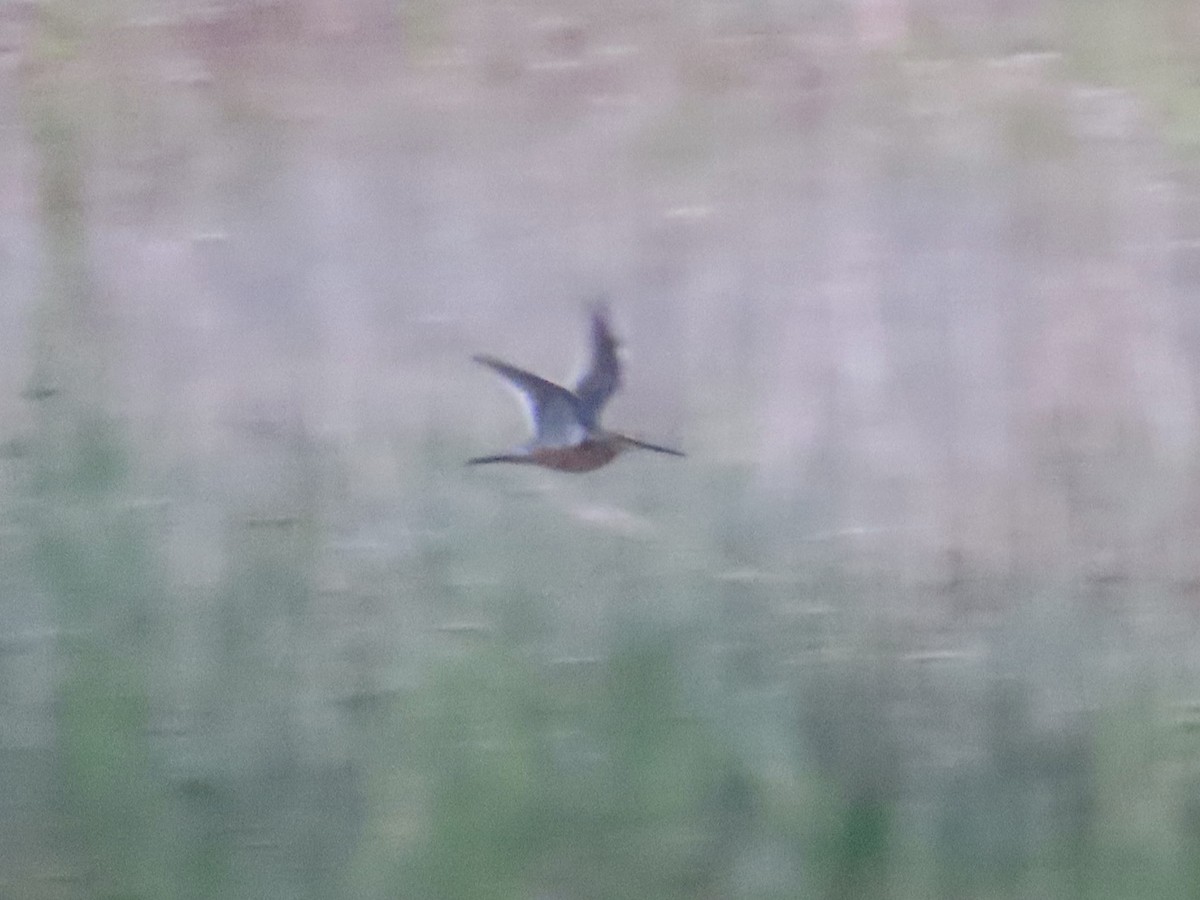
<box><xmin>621</xmin><ymin>436</ymin><xmax>685</xmax><ymax>457</ymax></box>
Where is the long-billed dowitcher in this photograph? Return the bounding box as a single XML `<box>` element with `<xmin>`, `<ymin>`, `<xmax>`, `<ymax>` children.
<box><xmin>469</xmin><ymin>306</ymin><xmax>685</xmax><ymax>472</ymax></box>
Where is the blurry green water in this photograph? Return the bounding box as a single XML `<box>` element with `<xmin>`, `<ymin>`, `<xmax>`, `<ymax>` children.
<box><xmin>7</xmin><ymin>411</ymin><xmax>1196</xmax><ymax>900</ymax></box>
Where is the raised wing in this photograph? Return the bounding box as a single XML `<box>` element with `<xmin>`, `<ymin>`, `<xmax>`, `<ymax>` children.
<box><xmin>474</xmin><ymin>355</ymin><xmax>587</xmax><ymax>447</ymax></box>
<box><xmin>573</xmin><ymin>305</ymin><xmax>621</xmax><ymax>428</ymax></box>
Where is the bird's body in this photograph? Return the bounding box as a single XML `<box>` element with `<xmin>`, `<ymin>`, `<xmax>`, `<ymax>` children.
<box><xmin>469</xmin><ymin>439</ymin><xmax>622</xmax><ymax>472</ymax></box>
<box><xmin>469</xmin><ymin>306</ymin><xmax>684</xmax><ymax>472</ymax></box>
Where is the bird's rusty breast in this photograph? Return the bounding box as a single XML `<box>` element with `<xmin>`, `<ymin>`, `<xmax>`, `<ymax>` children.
<box><xmin>527</xmin><ymin>438</ymin><xmax>623</xmax><ymax>473</ymax></box>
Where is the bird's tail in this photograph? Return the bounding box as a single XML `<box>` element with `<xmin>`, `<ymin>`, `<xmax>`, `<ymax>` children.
<box><xmin>466</xmin><ymin>453</ymin><xmax>529</xmax><ymax>466</ymax></box>
<box><xmin>618</xmin><ymin>435</ymin><xmax>686</xmax><ymax>457</ymax></box>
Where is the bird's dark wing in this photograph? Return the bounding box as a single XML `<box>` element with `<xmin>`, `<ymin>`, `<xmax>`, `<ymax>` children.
<box><xmin>573</xmin><ymin>304</ymin><xmax>621</xmax><ymax>427</ymax></box>
<box><xmin>474</xmin><ymin>356</ymin><xmax>587</xmax><ymax>447</ymax></box>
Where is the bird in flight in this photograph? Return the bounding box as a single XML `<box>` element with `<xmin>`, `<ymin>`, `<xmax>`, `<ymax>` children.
<box><xmin>469</xmin><ymin>305</ymin><xmax>685</xmax><ymax>472</ymax></box>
